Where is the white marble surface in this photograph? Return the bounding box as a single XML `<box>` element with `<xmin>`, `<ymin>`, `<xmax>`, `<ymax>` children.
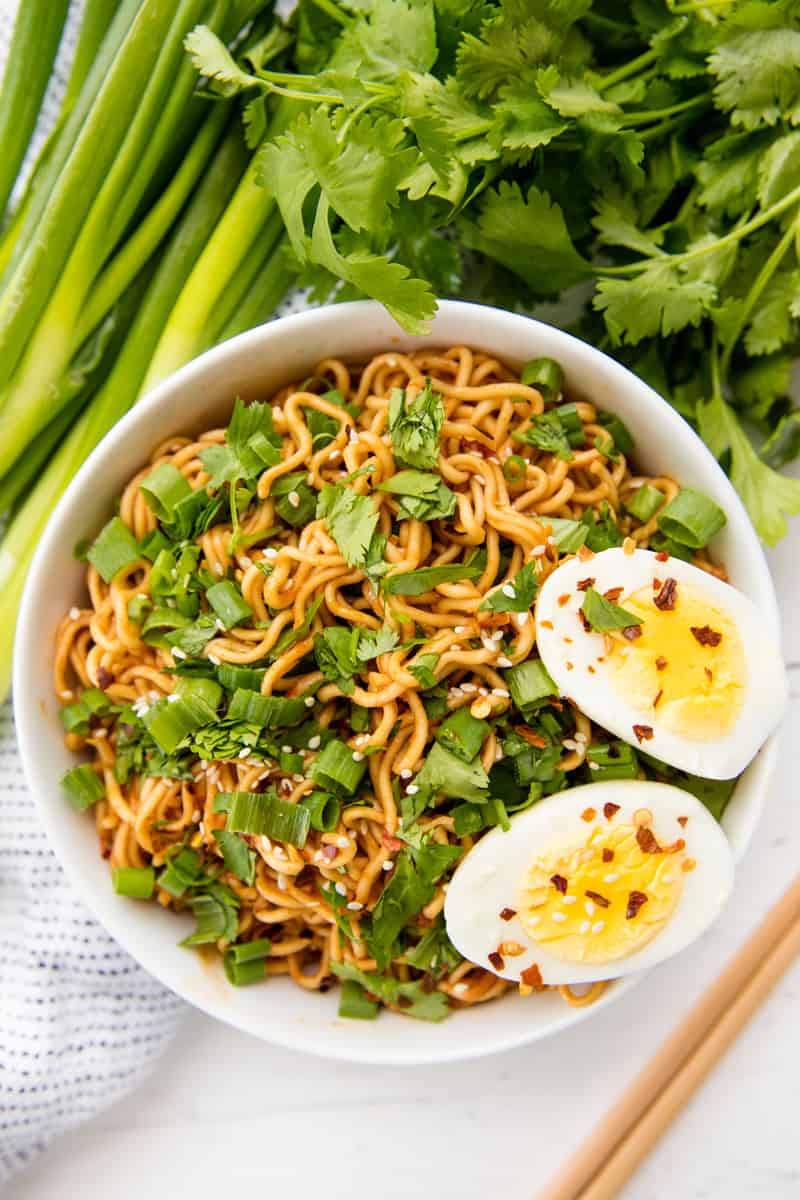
<box><xmin>9</xmin><ymin>528</ymin><xmax>798</xmax><ymax>1199</ymax></box>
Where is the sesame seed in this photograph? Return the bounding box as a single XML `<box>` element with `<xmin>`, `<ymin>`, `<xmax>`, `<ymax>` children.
<box><xmin>348</xmin><ymin>427</ymin><xmax>359</xmax><ymax>443</ymax></box>
<box><xmin>282</xmin><ymin>745</ymin><xmax>292</xmax><ymax>754</ymax></box>
<box><xmin>406</xmin><ymin>784</ymin><xmax>419</xmax><ymax>795</ymax></box>
<box><xmin>574</xmin><ymin>732</ymin><xmax>588</xmax><ymax>744</ymax></box>
<box><xmin>238</xmin><ymin>748</ymin><xmax>250</xmax><ymax>758</ymax></box>
<box><xmin>588</xmin><ymin>761</ymin><xmax>600</xmax><ymax>770</ymax></box>
<box><xmin>214</xmin><ymin>563</ymin><xmax>223</xmax><ymax>575</ymax></box>
<box><xmin>304</xmin><ymin>696</ymin><xmax>315</xmax><ymax>707</ymax></box>
<box><xmin>277</xmin><ymin>874</ymin><xmax>288</xmax><ymax>891</ymax></box>
<box><xmin>452</xmin><ymin>983</ymin><xmax>468</xmax><ymax>996</ymax></box>
<box><xmin>172</xmin><ymin>648</ymin><xmax>186</xmax><ymax>660</ymax></box>
<box><xmin>492</xmin><ymin>629</ymin><xmax>504</xmax><ymax>641</ymax></box>
<box><xmin>449</xmin><ymin>687</ymin><xmax>463</xmax><ymax>698</ymax></box>
<box><xmin>239</xmin><ymin>555</ymin><xmax>253</xmax><ymax>568</ymax></box>
<box><xmin>528</xmin><ymin>916</ymin><xmax>540</xmax><ymax>927</ymax></box>
<box><xmin>307</xmin><ymin>473</ymin><xmax>314</xmax><ymax>485</ymax></box>
<box><xmin>454</xmin><ymin>625</ymin><xmax>465</xmax><ymax>634</ymax></box>
<box><xmin>167</xmin><ymin>693</ymin><xmax>180</xmax><ymax>704</ymax></box>
<box><xmin>478</xmin><ymin>686</ymin><xmax>489</xmax><ymax>696</ymax></box>
<box><xmin>481</xmin><ymin>636</ymin><xmax>497</xmax><ymax>652</ymax></box>
<box><xmin>354</xmin><ymin>735</ymin><xmax>368</xmax><ymax>747</ymax></box>
<box><xmin>491</xmin><ymin>687</ymin><xmax>510</xmax><ymax>698</ymax></box>
<box><xmin>497</xmin><ymin>656</ymin><xmax>513</xmax><ymax>668</ymax></box>
<box><xmin>272</xmin><ymin>406</ymin><xmax>281</xmax><ymax>420</ymax></box>
<box><xmin>501</xmin><ymin>583</ymin><xmax>516</xmax><ymax>599</ymax></box>
<box><xmin>308</xmin><ymin>735</ymin><xmax>321</xmax><ymax>750</ymax></box>
<box><xmin>263</xmin><ymin>547</ymin><xmax>278</xmax><ymax>559</ymax></box>
<box><xmin>400</xmin><ymin>768</ymin><xmax>412</xmax><ymax>779</ymax></box>
<box><xmin>215</xmin><ymin>618</ymin><xmax>226</xmax><ymax>631</ymax></box>
<box><xmin>293</xmin><ymin>773</ymin><xmax>304</xmax><ymax>783</ymax></box>
<box><xmin>382</xmin><ymin>860</ymin><xmax>393</xmax><ymax>871</ymax></box>
<box><xmin>68</xmin><ymin>606</ymin><xmax>80</xmax><ymax>620</ymax></box>
<box><xmin>579</xmin><ymin>920</ymin><xmax>590</xmax><ymax>934</ymax></box>
<box><xmin>585</xmin><ymin>900</ymin><xmax>595</xmax><ymax>917</ymax></box>
<box><xmin>461</xmin><ymin>682</ymin><xmax>477</xmax><ymax>694</ymax></box>
<box><xmin>603</xmin><ymin>873</ymin><xmax>619</xmax><ymax>883</ymax></box>
<box><xmin>562</xmin><ymin>738</ymin><xmax>579</xmax><ymax>751</ymax></box>
<box><xmin>336</xmin><ymin>837</ymin><xmax>350</xmax><ymax>849</ymax></box>
<box><xmin>592</xmin><ymin>921</ymin><xmax>605</xmax><ymax>933</ymax></box>
<box><xmin>546</xmin><ymin>536</ymin><xmax>556</xmax><ymax>546</ymax></box>
<box><xmin>532</xmin><ymin>545</ymin><xmax>546</xmax><ymax>557</ymax></box>
<box><xmin>329</xmin><ymin>449</ymin><xmax>341</xmax><ymax>462</ymax></box>
<box><xmin>517</xmin><ymin>611</ymin><xmax>529</xmax><ymax>626</ymax></box>
<box><xmin>563</xmin><ymin>895</ymin><xmax>577</xmax><ymax>905</ymax></box>
<box><xmin>346</xmin><ymin>901</ymin><xmax>364</xmax><ymax>912</ymax></box>
<box><xmin>288</xmin><ymin>491</ymin><xmax>300</xmax><ymax>508</ymax></box>
<box><xmin>93</xmin><ymin>728</ymin><xmax>107</xmax><ymax>739</ymax></box>
<box><xmin>352</xmin><ymin>750</ymin><xmax>364</xmax><ymax>762</ymax></box>
<box><xmin>551</xmin><ymin>912</ymin><xmax>567</xmax><ymax>923</ymax></box>
<box><xmin>208</xmin><ymin>654</ymin><xmax>221</xmax><ymax>666</ymax></box>
<box><xmin>334</xmin><ymin>882</ymin><xmax>347</xmax><ymax>896</ymax></box>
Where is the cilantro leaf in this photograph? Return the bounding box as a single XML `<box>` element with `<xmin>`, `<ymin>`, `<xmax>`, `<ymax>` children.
<box><xmin>314</xmin><ymin>626</ymin><xmax>362</xmax><ymax>695</ymax></box>
<box><xmin>408</xmin><ymin>652</ymin><xmax>439</xmax><ymax>689</ymax></box>
<box><xmin>697</xmin><ymin>392</ymin><xmax>800</xmax><ymax>545</ymax></box>
<box><xmin>594</xmin><ymin>263</ymin><xmax>717</xmax><ymax>345</ymax></box>
<box><xmin>321</xmin><ymin>881</ymin><xmax>354</xmax><ymax>947</ymax></box>
<box><xmin>358</xmin><ymin>625</ymin><xmax>399</xmax><ymax>661</ymax></box>
<box><xmin>414</xmin><ymin>742</ymin><xmax>489</xmax><ymax>803</ymax></box>
<box><xmin>377</xmin><ymin>469</ymin><xmax>456</xmax><ymax>521</ymax></box>
<box><xmin>330</xmin><ymin>960</ymin><xmax>450</xmax><ymax>1022</ymax></box>
<box><xmin>387</xmin><ymin>382</ymin><xmax>445</xmax><ymax>470</ymax></box>
<box><xmin>581</xmin><ymin>587</ymin><xmax>642</xmax><ymax>633</ymax></box>
<box><xmin>405</xmin><ymin>914</ymin><xmax>462</xmax><ymax>977</ymax></box>
<box><xmin>480</xmin><ymin>562</ymin><xmax>538</xmax><ymax>613</ymax></box>
<box><xmin>515</xmin><ymin>410</ymin><xmax>573</xmax><ymax>460</ymax></box>
<box><xmin>366</xmin><ymin>839</ymin><xmax>461</xmax><ymax>971</ymax></box>
<box><xmin>709</xmin><ymin>29</ymin><xmax>800</xmax><ymax>130</ymax></box>
<box><xmin>316</xmin><ymin>480</ymin><xmax>380</xmax><ymax>567</ymax></box>
<box><xmin>213</xmin><ymin>830</ymin><xmax>256</xmax><ymax>886</ymax></box>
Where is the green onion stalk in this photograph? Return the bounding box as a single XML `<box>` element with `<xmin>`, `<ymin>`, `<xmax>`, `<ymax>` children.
<box><xmin>0</xmin><ymin>0</ymin><xmax>71</xmax><ymax>223</ymax></box>
<box><xmin>0</xmin><ymin>122</ymin><xmax>249</xmax><ymax>699</ymax></box>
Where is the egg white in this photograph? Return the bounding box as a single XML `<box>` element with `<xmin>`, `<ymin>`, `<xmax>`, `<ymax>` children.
<box><xmin>534</xmin><ymin>547</ymin><xmax>787</xmax><ymax>779</ymax></box>
<box><xmin>443</xmin><ymin>780</ymin><xmax>734</xmax><ymax>986</ymax></box>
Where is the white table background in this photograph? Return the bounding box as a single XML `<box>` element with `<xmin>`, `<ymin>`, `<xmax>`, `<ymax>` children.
<box><xmin>3</xmin><ymin>2</ymin><xmax>799</xmax><ymax>1195</ymax></box>
<box><xmin>10</xmin><ymin>531</ymin><xmax>798</xmax><ymax>1200</ymax></box>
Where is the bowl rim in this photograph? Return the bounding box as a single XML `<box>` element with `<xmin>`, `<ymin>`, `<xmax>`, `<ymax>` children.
<box><xmin>13</xmin><ymin>299</ymin><xmax>782</xmax><ymax>1064</ymax></box>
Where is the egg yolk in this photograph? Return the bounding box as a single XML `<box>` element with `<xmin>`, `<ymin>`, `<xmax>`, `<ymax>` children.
<box><xmin>605</xmin><ymin>581</ymin><xmax>745</xmax><ymax>741</ymax></box>
<box><xmin>517</xmin><ymin>820</ymin><xmax>684</xmax><ymax>964</ymax></box>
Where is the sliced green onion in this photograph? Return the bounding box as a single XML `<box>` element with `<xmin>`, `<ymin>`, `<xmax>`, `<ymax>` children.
<box><xmin>214</xmin><ymin>829</ymin><xmax>256</xmax><ymax>885</ymax></box>
<box><xmin>546</xmin><ymin>517</ymin><xmax>588</xmax><ymax>553</ymax></box>
<box><xmin>141</xmin><ymin>606</ymin><xmax>191</xmax><ymax>637</ymax></box>
<box><xmin>60</xmin><ymin>701</ymin><xmax>90</xmax><ymax>735</ymax></box>
<box><xmin>298</xmin><ymin>790</ymin><xmax>341</xmax><ymax>832</ymax></box>
<box><xmin>520</xmin><ymin>357</ymin><xmax>564</xmax><ymax>401</ymax></box>
<box><xmin>555</xmin><ymin>402</ymin><xmax>584</xmax><ymax>447</ymax></box>
<box><xmin>225</xmin><ymin>790</ymin><xmax>311</xmax><ymax>847</ymax></box>
<box><xmin>206</xmin><ymin>579</ymin><xmax>252</xmax><ymax>629</ymax></box>
<box><xmin>649</xmin><ymin>532</ymin><xmax>693</xmax><ymax>561</ymax></box>
<box><xmin>139</xmin><ymin>461</ymin><xmax>192</xmax><ymax>522</ymax></box>
<box><xmin>180</xmin><ymin>883</ymin><xmax>239</xmax><ymax>946</ymax></box>
<box><xmin>506</xmin><ymin>660</ymin><xmax>558</xmax><ymax>711</ymax></box>
<box><xmin>350</xmin><ymin>702</ymin><xmax>369</xmax><ymax>733</ymax></box>
<box><xmin>223</xmin><ymin>938</ymin><xmax>272</xmax><ymax>986</ymax></box>
<box><xmin>625</xmin><ymin>484</ymin><xmax>665</xmax><ymax>524</ymax></box>
<box><xmin>112</xmin><ymin>865</ymin><xmax>155</xmax><ymax>898</ymax></box>
<box><xmin>176</xmin><ymin>676</ymin><xmax>222</xmax><ymax>711</ymax></box>
<box><xmin>311</xmin><ymin>738</ymin><xmax>368</xmax><ymax>796</ymax></box>
<box><xmin>597</xmin><ymin>411</ymin><xmax>634</xmax><ymax>455</ymax></box>
<box><xmin>138</xmin><ymin>527</ymin><xmax>172</xmax><ymax>562</ymax></box>
<box><xmin>216</xmin><ymin>663</ymin><xmax>267</xmax><ymax>691</ymax></box>
<box><xmin>61</xmin><ymin>762</ymin><xmax>104</xmax><ymax>810</ymax></box>
<box><xmin>657</xmin><ymin>488</ymin><xmax>726</xmax><ymax>549</ymax></box>
<box><xmin>586</xmin><ymin>741</ymin><xmax>640</xmax><ymax>781</ymax></box>
<box><xmin>273</xmin><ymin>471</ymin><xmax>317</xmax><ymax>527</ymax></box>
<box><xmin>503</xmin><ymin>454</ymin><xmax>527</xmax><ymax>483</ymax></box>
<box><xmin>86</xmin><ymin>515</ymin><xmax>141</xmax><ymax>582</ymax></box>
<box><xmin>279</xmin><ymin>750</ymin><xmax>304</xmax><ymax>773</ymax></box>
<box><xmin>338</xmin><ymin>979</ymin><xmax>379</xmax><ymax>1020</ymax></box>
<box><xmin>158</xmin><ymin>846</ymin><xmax>204</xmax><ymax>898</ymax></box>
<box><xmin>226</xmin><ymin>688</ymin><xmax>306</xmax><ymax>728</ymax></box>
<box><xmin>435</xmin><ymin>707</ymin><xmax>489</xmax><ymax>763</ymax></box>
<box><xmin>143</xmin><ymin>684</ymin><xmax>218</xmax><ymax>755</ymax></box>
<box><xmin>127</xmin><ymin>595</ymin><xmax>151</xmax><ymax>623</ymax></box>
<box><xmin>164</xmin><ymin>615</ymin><xmax>218</xmax><ymax>658</ymax></box>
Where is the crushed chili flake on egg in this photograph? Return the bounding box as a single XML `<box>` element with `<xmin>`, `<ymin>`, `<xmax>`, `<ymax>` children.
<box><xmin>626</xmin><ymin>891</ymin><xmax>649</xmax><ymax>920</ymax></box>
<box><xmin>655</xmin><ymin>550</ymin><xmax>669</xmax><ymax>562</ymax></box>
<box><xmin>500</xmin><ymin>907</ymin><xmax>517</xmax><ymax>921</ymax></box>
<box><xmin>682</xmin><ymin>857</ymin><xmax>697</xmax><ymax>872</ymax></box>
<box><xmin>578</xmin><ymin>609</ymin><xmax>592</xmax><ymax>633</ymax></box>
<box><xmin>691</xmin><ymin>624</ymin><xmax>723</xmax><ymax>647</ymax></box>
<box><xmin>602</xmin><ymin>848</ymin><xmax>615</xmax><ymax>862</ymax></box>
<box><xmin>585</xmin><ymin>889</ymin><xmax>610</xmax><ymax>908</ymax></box>
<box><xmin>550</xmin><ymin>874</ymin><xmax>568</xmax><ymax>894</ymax></box>
<box><xmin>499</xmin><ymin>941</ymin><xmax>525</xmax><ymax>957</ymax></box>
<box><xmin>622</xmin><ymin>625</ymin><xmax>642</xmax><ymax>641</ymax></box>
<box><xmin>705</xmin><ymin>667</ymin><xmax>713</xmax><ymax>682</ymax></box>
<box><xmin>603</xmin><ymin>803</ymin><xmax>620</xmax><ymax>820</ymax></box>
<box><xmin>653</xmin><ymin>689</ymin><xmax>664</xmax><ymax>708</ymax></box>
<box><xmin>604</xmin><ymin>586</ymin><xmax>624</xmax><ymax>602</ymax></box>
<box><xmin>577</xmin><ymin>577</ymin><xmax>595</xmax><ymax>591</ymax></box>
<box><xmin>655</xmin><ymin>656</ymin><xmax>668</xmax><ymax>671</ymax></box>
<box><xmin>581</xmin><ymin>807</ymin><xmax>597</xmax><ymax>822</ymax></box>
<box><xmin>633</xmin><ymin>724</ymin><xmax>654</xmax><ymax>742</ymax></box>
<box><xmin>488</xmin><ymin>950</ymin><xmax>505</xmax><ymax>970</ymax></box>
<box><xmin>677</xmin><ymin>816</ymin><xmax>688</xmax><ymax>828</ymax></box>
<box><xmin>558</xmin><ymin>593</ymin><xmax>571</xmax><ymax>607</ymax></box>
<box><xmin>520</xmin><ymin>963</ymin><xmax>545</xmax><ymax>989</ymax></box>
<box><xmin>636</xmin><ymin>826</ymin><xmax>661</xmax><ymax>854</ymax></box>
<box><xmin>653</xmin><ymin>577</ymin><xmax>678</xmax><ymax>611</ymax></box>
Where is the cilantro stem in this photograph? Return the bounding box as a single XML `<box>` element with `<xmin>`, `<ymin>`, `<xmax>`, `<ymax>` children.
<box><xmin>719</xmin><ymin>216</ymin><xmax>799</xmax><ymax>376</ymax></box>
<box><xmin>309</xmin><ymin>0</ymin><xmax>349</xmax><ymax>25</ymax></box>
<box><xmin>668</xmin><ymin>0</ymin><xmax>734</xmax><ymax>12</ymax></box>
<box><xmin>595</xmin><ymin>49</ymin><xmax>657</xmax><ymax>93</ymax></box>
<box><xmin>623</xmin><ymin>95</ymin><xmax>710</xmax><ymax>127</ymax></box>
<box><xmin>598</xmin><ymin>183</ymin><xmax>800</xmax><ymax>277</ymax></box>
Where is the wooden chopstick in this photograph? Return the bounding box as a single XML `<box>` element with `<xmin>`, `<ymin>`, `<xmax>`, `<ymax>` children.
<box><xmin>537</xmin><ymin>875</ymin><xmax>800</xmax><ymax>1200</ymax></box>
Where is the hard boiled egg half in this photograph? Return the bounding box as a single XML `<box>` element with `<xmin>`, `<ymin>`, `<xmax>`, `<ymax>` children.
<box><xmin>535</xmin><ymin>547</ymin><xmax>786</xmax><ymax>780</ymax></box>
<box><xmin>444</xmin><ymin>780</ymin><xmax>733</xmax><ymax>986</ymax></box>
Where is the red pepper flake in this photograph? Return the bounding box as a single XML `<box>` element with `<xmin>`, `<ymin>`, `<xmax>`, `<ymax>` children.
<box><xmin>622</xmin><ymin>624</ymin><xmax>642</xmax><ymax>641</ymax></box>
<box><xmin>514</xmin><ymin>725</ymin><xmax>547</xmax><ymax>748</ymax></box>
<box><xmin>500</xmin><ymin>907</ymin><xmax>517</xmax><ymax>921</ymax></box>
<box><xmin>653</xmin><ymin>689</ymin><xmax>663</xmax><ymax>708</ymax></box>
<box><xmin>663</xmin><ymin>837</ymin><xmax>686</xmax><ymax>855</ymax></box>
<box><xmin>588</xmin><ymin>665</ymin><xmax>596</xmax><ymax>674</ymax></box>
<box><xmin>626</xmin><ymin>891</ymin><xmax>648</xmax><ymax>919</ymax></box>
<box><xmin>653</xmin><ymin>577</ymin><xmax>678</xmax><ymax>611</ymax></box>
<box><xmin>550</xmin><ymin>874</ymin><xmax>568</xmax><ymax>894</ymax></box>
<box><xmin>566</xmin><ymin>661</ymin><xmax>574</xmax><ymax>671</ymax></box>
<box><xmin>520</xmin><ymin>963</ymin><xmax>545</xmax><ymax>990</ymax></box>
<box><xmin>576</xmin><ymin>577</ymin><xmax>595</xmax><ymax>591</ymax></box>
<box><xmin>682</xmin><ymin>857</ymin><xmax>697</xmax><ymax>873</ymax></box>
<box><xmin>578</xmin><ymin>609</ymin><xmax>592</xmax><ymax>633</ymax></box>
<box><xmin>382</xmin><ymin>830</ymin><xmax>404</xmax><ymax>853</ymax></box>
<box><xmin>652</xmin><ymin>577</ymin><xmax>662</xmax><ymax>590</ymax></box>
<box><xmin>636</xmin><ymin>826</ymin><xmax>662</xmax><ymax>854</ymax></box>
<box><xmin>632</xmin><ymin>724</ymin><xmax>654</xmax><ymax>743</ymax></box>
<box><xmin>705</xmin><ymin>667</ymin><xmax>713</xmax><ymax>682</ymax></box>
<box><xmin>97</xmin><ymin>666</ymin><xmax>113</xmax><ymax>689</ymax></box>
<box><xmin>581</xmin><ymin>807</ymin><xmax>597</xmax><ymax>822</ymax></box>
<box><xmin>585</xmin><ymin>889</ymin><xmax>610</xmax><ymax>908</ymax></box>
<box><xmin>655</xmin><ymin>656</ymin><xmax>668</xmax><ymax>671</ymax></box>
<box><xmin>540</xmin><ymin>619</ymin><xmax>554</xmax><ymax>630</ymax></box>
<box><xmin>655</xmin><ymin>551</ymin><xmax>669</xmax><ymax>562</ymax></box>
<box><xmin>488</xmin><ymin>950</ymin><xmax>505</xmax><ymax>971</ymax></box>
<box><xmin>604</xmin><ymin>586</ymin><xmax>624</xmax><ymax>602</ymax></box>
<box><xmin>602</xmin><ymin>848</ymin><xmax>615</xmax><ymax>862</ymax></box>
<box><xmin>677</xmin><ymin>816</ymin><xmax>688</xmax><ymax>828</ymax></box>
<box><xmin>558</xmin><ymin>593</ymin><xmax>571</xmax><ymax>607</ymax></box>
<box><xmin>603</xmin><ymin>802</ymin><xmax>620</xmax><ymax>821</ymax></box>
<box><xmin>691</xmin><ymin>624</ymin><xmax>722</xmax><ymax>647</ymax></box>
<box><xmin>321</xmin><ymin>844</ymin><xmax>339</xmax><ymax>861</ymax></box>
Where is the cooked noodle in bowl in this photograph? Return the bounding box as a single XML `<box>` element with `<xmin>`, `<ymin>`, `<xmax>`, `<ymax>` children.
<box><xmin>52</xmin><ymin>342</ymin><xmax>743</xmax><ymax>1018</ymax></box>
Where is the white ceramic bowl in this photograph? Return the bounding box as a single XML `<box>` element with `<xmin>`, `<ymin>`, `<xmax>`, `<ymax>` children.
<box><xmin>14</xmin><ymin>300</ymin><xmax>781</xmax><ymax>1065</ymax></box>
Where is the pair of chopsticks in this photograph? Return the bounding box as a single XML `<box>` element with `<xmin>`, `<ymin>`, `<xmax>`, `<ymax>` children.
<box><xmin>538</xmin><ymin>875</ymin><xmax>800</xmax><ymax>1200</ymax></box>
